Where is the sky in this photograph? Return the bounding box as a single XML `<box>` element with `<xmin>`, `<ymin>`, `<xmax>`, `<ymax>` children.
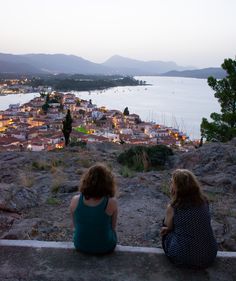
<box><xmin>0</xmin><ymin>0</ymin><xmax>235</xmax><ymax>68</ymax></box>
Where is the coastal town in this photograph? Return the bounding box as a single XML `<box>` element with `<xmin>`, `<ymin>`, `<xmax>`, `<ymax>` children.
<box><xmin>0</xmin><ymin>91</ymin><xmax>189</xmax><ymax>152</ymax></box>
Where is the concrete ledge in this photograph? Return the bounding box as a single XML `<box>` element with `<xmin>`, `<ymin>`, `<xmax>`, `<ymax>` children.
<box><xmin>1</xmin><ymin>239</ymin><xmax>236</xmax><ymax>257</ymax></box>
<box><xmin>0</xmin><ymin>239</ymin><xmax>164</xmax><ymax>254</ymax></box>
<box><xmin>1</xmin><ymin>240</ymin><xmax>236</xmax><ymax>281</ymax></box>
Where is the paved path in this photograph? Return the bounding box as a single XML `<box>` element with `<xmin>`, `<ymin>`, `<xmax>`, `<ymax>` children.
<box><xmin>0</xmin><ymin>240</ymin><xmax>236</xmax><ymax>281</ymax></box>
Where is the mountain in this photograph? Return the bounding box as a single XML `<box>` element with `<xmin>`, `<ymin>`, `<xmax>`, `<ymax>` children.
<box><xmin>0</xmin><ymin>53</ymin><xmax>111</xmax><ymax>75</ymax></box>
<box><xmin>0</xmin><ymin>60</ymin><xmax>43</xmax><ymax>74</ymax></box>
<box><xmin>160</xmin><ymin>68</ymin><xmax>227</xmax><ymax>79</ymax></box>
<box><xmin>24</xmin><ymin>54</ymin><xmax>111</xmax><ymax>74</ymax></box>
<box><xmin>102</xmin><ymin>55</ymin><xmax>194</xmax><ymax>75</ymax></box>
<box><xmin>0</xmin><ymin>53</ymin><xmax>224</xmax><ymax>78</ymax></box>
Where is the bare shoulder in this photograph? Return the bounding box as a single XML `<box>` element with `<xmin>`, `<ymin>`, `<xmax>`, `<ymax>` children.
<box><xmin>106</xmin><ymin>197</ymin><xmax>118</xmax><ymax>215</ymax></box>
<box><xmin>109</xmin><ymin>197</ymin><xmax>117</xmax><ymax>205</ymax></box>
<box><xmin>69</xmin><ymin>194</ymin><xmax>80</xmax><ymax>213</ymax></box>
<box><xmin>166</xmin><ymin>204</ymin><xmax>174</xmax><ymax>214</ymax></box>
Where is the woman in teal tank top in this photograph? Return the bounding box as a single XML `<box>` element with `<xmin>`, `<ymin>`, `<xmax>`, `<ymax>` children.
<box><xmin>70</xmin><ymin>163</ymin><xmax>118</xmax><ymax>254</ymax></box>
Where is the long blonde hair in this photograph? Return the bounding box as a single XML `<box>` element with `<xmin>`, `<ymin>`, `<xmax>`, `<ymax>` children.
<box><xmin>171</xmin><ymin>169</ymin><xmax>207</xmax><ymax>208</ymax></box>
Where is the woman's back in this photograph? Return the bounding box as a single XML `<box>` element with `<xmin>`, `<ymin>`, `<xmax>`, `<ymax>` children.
<box><xmin>73</xmin><ymin>194</ymin><xmax>117</xmax><ymax>254</ymax></box>
<box><xmin>164</xmin><ymin>203</ymin><xmax>217</xmax><ymax>268</ymax></box>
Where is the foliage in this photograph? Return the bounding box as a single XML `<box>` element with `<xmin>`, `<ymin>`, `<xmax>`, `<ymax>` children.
<box><xmin>51</xmin><ymin>169</ymin><xmax>67</xmax><ymax>193</ymax></box>
<box><xmin>42</xmin><ymin>93</ymin><xmax>50</xmax><ymax>114</ymax></box>
<box><xmin>46</xmin><ymin>197</ymin><xmax>61</xmax><ymax>205</ymax></box>
<box><xmin>28</xmin><ymin>74</ymin><xmax>140</xmax><ymax>91</ymax></box>
<box><xmin>18</xmin><ymin>171</ymin><xmax>35</xmax><ymax>188</ymax></box>
<box><xmin>119</xmin><ymin>165</ymin><xmax>135</xmax><ymax>177</ymax></box>
<box><xmin>74</xmin><ymin>126</ymin><xmax>88</xmax><ymax>134</ymax></box>
<box><xmin>201</xmin><ymin>58</ymin><xmax>236</xmax><ymax>142</ymax></box>
<box><xmin>69</xmin><ymin>139</ymin><xmax>87</xmax><ymax>148</ymax></box>
<box><xmin>62</xmin><ymin>109</ymin><xmax>73</xmax><ymax>146</ymax></box>
<box><xmin>117</xmin><ymin>145</ymin><xmax>173</xmax><ymax>171</ymax></box>
<box><xmin>160</xmin><ymin>180</ymin><xmax>170</xmax><ymax>197</ymax></box>
<box><xmin>32</xmin><ymin>160</ymin><xmax>51</xmax><ymax>170</ymax></box>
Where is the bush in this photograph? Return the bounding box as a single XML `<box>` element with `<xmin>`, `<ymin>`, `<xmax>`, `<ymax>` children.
<box><xmin>32</xmin><ymin>160</ymin><xmax>51</xmax><ymax>170</ymax></box>
<box><xmin>46</xmin><ymin>197</ymin><xmax>61</xmax><ymax>205</ymax></box>
<box><xmin>120</xmin><ymin>166</ymin><xmax>135</xmax><ymax>177</ymax></box>
<box><xmin>69</xmin><ymin>140</ymin><xmax>87</xmax><ymax>148</ymax></box>
<box><xmin>117</xmin><ymin>145</ymin><xmax>173</xmax><ymax>171</ymax></box>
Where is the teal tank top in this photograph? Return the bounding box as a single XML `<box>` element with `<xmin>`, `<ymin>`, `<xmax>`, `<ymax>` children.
<box><xmin>73</xmin><ymin>194</ymin><xmax>117</xmax><ymax>254</ymax></box>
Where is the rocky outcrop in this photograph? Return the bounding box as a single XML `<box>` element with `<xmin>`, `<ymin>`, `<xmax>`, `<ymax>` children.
<box><xmin>173</xmin><ymin>139</ymin><xmax>236</xmax><ymax>192</ymax></box>
<box><xmin>0</xmin><ymin>184</ymin><xmax>39</xmax><ymax>212</ymax></box>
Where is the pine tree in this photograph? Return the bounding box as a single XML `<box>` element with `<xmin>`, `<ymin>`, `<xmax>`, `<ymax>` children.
<box><xmin>62</xmin><ymin>109</ymin><xmax>73</xmax><ymax>146</ymax></box>
<box><xmin>201</xmin><ymin>58</ymin><xmax>236</xmax><ymax>142</ymax></box>
<box><xmin>123</xmin><ymin>107</ymin><xmax>129</xmax><ymax>116</ymax></box>
<box><xmin>42</xmin><ymin>93</ymin><xmax>50</xmax><ymax>114</ymax></box>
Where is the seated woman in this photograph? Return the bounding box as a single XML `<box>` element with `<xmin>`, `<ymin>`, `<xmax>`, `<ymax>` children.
<box><xmin>161</xmin><ymin>169</ymin><xmax>217</xmax><ymax>268</ymax></box>
<box><xmin>70</xmin><ymin>163</ymin><xmax>118</xmax><ymax>254</ymax></box>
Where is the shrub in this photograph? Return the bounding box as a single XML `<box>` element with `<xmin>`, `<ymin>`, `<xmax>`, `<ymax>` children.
<box><xmin>120</xmin><ymin>166</ymin><xmax>135</xmax><ymax>178</ymax></box>
<box><xmin>117</xmin><ymin>145</ymin><xmax>173</xmax><ymax>172</ymax></box>
<box><xmin>51</xmin><ymin>169</ymin><xmax>67</xmax><ymax>193</ymax></box>
<box><xmin>69</xmin><ymin>139</ymin><xmax>87</xmax><ymax>148</ymax></box>
<box><xmin>32</xmin><ymin>160</ymin><xmax>51</xmax><ymax>170</ymax></box>
<box><xmin>18</xmin><ymin>171</ymin><xmax>35</xmax><ymax>188</ymax></box>
<box><xmin>160</xmin><ymin>181</ymin><xmax>170</xmax><ymax>197</ymax></box>
<box><xmin>46</xmin><ymin>197</ymin><xmax>61</xmax><ymax>205</ymax></box>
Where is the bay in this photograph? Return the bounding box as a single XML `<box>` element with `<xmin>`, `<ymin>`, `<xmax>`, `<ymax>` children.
<box><xmin>0</xmin><ymin>92</ymin><xmax>40</xmax><ymax>110</ymax></box>
<box><xmin>75</xmin><ymin>76</ymin><xmax>220</xmax><ymax>139</ymax></box>
<box><xmin>0</xmin><ymin>76</ymin><xmax>220</xmax><ymax>140</ymax></box>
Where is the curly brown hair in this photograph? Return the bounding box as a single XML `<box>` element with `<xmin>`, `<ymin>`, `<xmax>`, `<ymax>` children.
<box><xmin>79</xmin><ymin>163</ymin><xmax>116</xmax><ymax>199</ymax></box>
<box><xmin>171</xmin><ymin>169</ymin><xmax>208</xmax><ymax>208</ymax></box>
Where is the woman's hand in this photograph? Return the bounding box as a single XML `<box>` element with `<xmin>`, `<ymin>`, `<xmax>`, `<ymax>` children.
<box><xmin>160</xmin><ymin>226</ymin><xmax>170</xmax><ymax>236</ymax></box>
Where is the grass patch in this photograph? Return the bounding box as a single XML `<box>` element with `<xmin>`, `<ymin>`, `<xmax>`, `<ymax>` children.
<box><xmin>75</xmin><ymin>168</ymin><xmax>84</xmax><ymax>175</ymax></box>
<box><xmin>119</xmin><ymin>166</ymin><xmax>135</xmax><ymax>178</ymax></box>
<box><xmin>32</xmin><ymin>160</ymin><xmax>51</xmax><ymax>170</ymax></box>
<box><xmin>160</xmin><ymin>181</ymin><xmax>170</xmax><ymax>197</ymax></box>
<box><xmin>51</xmin><ymin>170</ymin><xmax>67</xmax><ymax>193</ymax></box>
<box><xmin>78</xmin><ymin>158</ymin><xmax>93</xmax><ymax>168</ymax></box>
<box><xmin>18</xmin><ymin>171</ymin><xmax>35</xmax><ymax>188</ymax></box>
<box><xmin>205</xmin><ymin>192</ymin><xmax>217</xmax><ymax>202</ymax></box>
<box><xmin>50</xmin><ymin>158</ymin><xmax>63</xmax><ymax>167</ymax></box>
<box><xmin>46</xmin><ymin>197</ymin><xmax>61</xmax><ymax>205</ymax></box>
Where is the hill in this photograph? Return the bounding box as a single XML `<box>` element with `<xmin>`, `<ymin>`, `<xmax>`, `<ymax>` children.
<box><xmin>0</xmin><ymin>52</ymin><xmax>228</xmax><ymax>78</ymax></box>
<box><xmin>0</xmin><ymin>60</ymin><xmax>43</xmax><ymax>74</ymax></box>
<box><xmin>0</xmin><ymin>53</ymin><xmax>112</xmax><ymax>75</ymax></box>
<box><xmin>160</xmin><ymin>67</ymin><xmax>227</xmax><ymax>79</ymax></box>
<box><xmin>102</xmin><ymin>55</ymin><xmax>193</xmax><ymax>75</ymax></box>
<box><xmin>0</xmin><ymin>53</ymin><xmax>193</xmax><ymax>76</ymax></box>
<box><xmin>0</xmin><ymin>139</ymin><xmax>235</xmax><ymax>251</ymax></box>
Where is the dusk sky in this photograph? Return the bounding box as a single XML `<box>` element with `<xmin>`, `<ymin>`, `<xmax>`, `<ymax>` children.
<box><xmin>1</xmin><ymin>0</ymin><xmax>235</xmax><ymax>68</ymax></box>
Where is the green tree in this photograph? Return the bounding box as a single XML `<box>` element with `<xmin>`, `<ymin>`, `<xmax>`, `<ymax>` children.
<box><xmin>123</xmin><ymin>107</ymin><xmax>129</xmax><ymax>116</ymax></box>
<box><xmin>42</xmin><ymin>93</ymin><xmax>50</xmax><ymax>114</ymax></box>
<box><xmin>62</xmin><ymin>109</ymin><xmax>73</xmax><ymax>146</ymax></box>
<box><xmin>201</xmin><ymin>58</ymin><xmax>236</xmax><ymax>142</ymax></box>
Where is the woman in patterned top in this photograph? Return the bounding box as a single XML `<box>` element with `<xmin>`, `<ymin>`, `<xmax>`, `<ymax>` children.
<box><xmin>161</xmin><ymin>169</ymin><xmax>217</xmax><ymax>268</ymax></box>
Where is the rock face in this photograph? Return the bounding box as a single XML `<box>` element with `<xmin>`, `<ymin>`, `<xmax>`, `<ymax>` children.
<box><xmin>0</xmin><ymin>184</ymin><xmax>39</xmax><ymax>212</ymax></box>
<box><xmin>0</xmin><ymin>140</ymin><xmax>235</xmax><ymax>250</ymax></box>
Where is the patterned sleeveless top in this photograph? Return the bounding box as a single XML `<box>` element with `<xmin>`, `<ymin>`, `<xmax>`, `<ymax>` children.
<box><xmin>163</xmin><ymin>203</ymin><xmax>217</xmax><ymax>268</ymax></box>
<box><xmin>73</xmin><ymin>194</ymin><xmax>117</xmax><ymax>254</ymax></box>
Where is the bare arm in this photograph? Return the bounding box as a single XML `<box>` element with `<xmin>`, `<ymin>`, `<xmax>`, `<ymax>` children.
<box><xmin>106</xmin><ymin>198</ymin><xmax>118</xmax><ymax>231</ymax></box>
<box><xmin>69</xmin><ymin>195</ymin><xmax>80</xmax><ymax>229</ymax></box>
<box><xmin>161</xmin><ymin>204</ymin><xmax>174</xmax><ymax>236</ymax></box>
<box><xmin>164</xmin><ymin>204</ymin><xmax>174</xmax><ymax>229</ymax></box>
